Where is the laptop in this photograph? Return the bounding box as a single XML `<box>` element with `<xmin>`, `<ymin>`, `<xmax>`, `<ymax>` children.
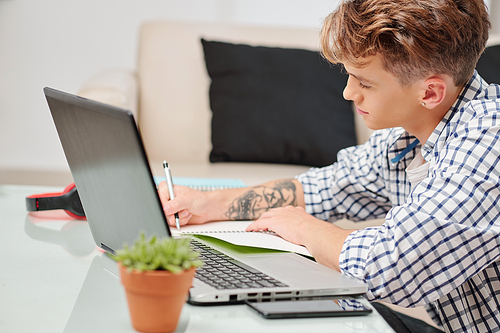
<box><xmin>44</xmin><ymin>87</ymin><xmax>367</xmax><ymax>305</ymax></box>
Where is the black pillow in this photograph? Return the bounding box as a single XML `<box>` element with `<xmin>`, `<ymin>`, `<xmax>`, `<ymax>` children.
<box><xmin>476</xmin><ymin>44</ymin><xmax>500</xmax><ymax>85</ymax></box>
<box><xmin>202</xmin><ymin>39</ymin><xmax>356</xmax><ymax>167</ymax></box>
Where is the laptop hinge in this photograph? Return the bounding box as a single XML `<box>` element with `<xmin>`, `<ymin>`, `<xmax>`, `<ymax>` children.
<box><xmin>101</xmin><ymin>243</ymin><xmax>116</xmax><ymax>255</ymax></box>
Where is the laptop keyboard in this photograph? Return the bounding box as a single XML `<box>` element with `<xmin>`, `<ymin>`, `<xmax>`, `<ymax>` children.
<box><xmin>191</xmin><ymin>239</ymin><xmax>289</xmax><ymax>290</ymax></box>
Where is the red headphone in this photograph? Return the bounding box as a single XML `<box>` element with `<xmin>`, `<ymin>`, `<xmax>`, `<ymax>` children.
<box><xmin>25</xmin><ymin>183</ymin><xmax>86</xmax><ymax>219</ymax></box>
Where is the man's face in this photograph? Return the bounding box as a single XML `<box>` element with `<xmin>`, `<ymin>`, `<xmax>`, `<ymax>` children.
<box><xmin>342</xmin><ymin>54</ymin><xmax>422</xmax><ymax>133</ymax></box>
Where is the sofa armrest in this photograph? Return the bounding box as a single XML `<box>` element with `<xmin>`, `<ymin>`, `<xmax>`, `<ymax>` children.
<box><xmin>78</xmin><ymin>68</ymin><xmax>139</xmax><ymax>119</ymax></box>
<box><xmin>487</xmin><ymin>34</ymin><xmax>500</xmax><ymax>47</ymax></box>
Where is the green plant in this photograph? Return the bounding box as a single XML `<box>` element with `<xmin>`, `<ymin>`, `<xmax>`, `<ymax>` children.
<box><xmin>111</xmin><ymin>233</ymin><xmax>203</xmax><ymax>273</ymax></box>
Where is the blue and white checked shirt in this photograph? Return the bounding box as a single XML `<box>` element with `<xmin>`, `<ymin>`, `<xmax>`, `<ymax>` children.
<box><xmin>298</xmin><ymin>72</ymin><xmax>500</xmax><ymax>333</ymax></box>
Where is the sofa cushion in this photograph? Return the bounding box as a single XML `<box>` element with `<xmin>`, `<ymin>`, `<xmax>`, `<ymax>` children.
<box><xmin>202</xmin><ymin>39</ymin><xmax>356</xmax><ymax>167</ymax></box>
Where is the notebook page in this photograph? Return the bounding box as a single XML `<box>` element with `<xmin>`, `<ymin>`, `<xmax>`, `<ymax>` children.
<box><xmin>170</xmin><ymin>221</ymin><xmax>311</xmax><ymax>257</ymax></box>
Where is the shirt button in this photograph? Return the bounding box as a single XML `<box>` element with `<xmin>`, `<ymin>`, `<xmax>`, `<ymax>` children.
<box><xmin>422</xmin><ymin>144</ymin><xmax>433</xmax><ymax>153</ymax></box>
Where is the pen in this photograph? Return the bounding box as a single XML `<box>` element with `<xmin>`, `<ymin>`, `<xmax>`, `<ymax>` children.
<box><xmin>163</xmin><ymin>161</ymin><xmax>180</xmax><ymax>230</ymax></box>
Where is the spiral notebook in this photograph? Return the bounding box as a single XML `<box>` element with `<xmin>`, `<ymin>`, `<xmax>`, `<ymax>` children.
<box><xmin>153</xmin><ymin>176</ymin><xmax>311</xmax><ymax>256</ymax></box>
<box><xmin>170</xmin><ymin>220</ymin><xmax>312</xmax><ymax>257</ymax></box>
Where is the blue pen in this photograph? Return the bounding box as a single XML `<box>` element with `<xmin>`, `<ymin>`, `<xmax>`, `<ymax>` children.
<box><xmin>163</xmin><ymin>161</ymin><xmax>180</xmax><ymax>230</ymax></box>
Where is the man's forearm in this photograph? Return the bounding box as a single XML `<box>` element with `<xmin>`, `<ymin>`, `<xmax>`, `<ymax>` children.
<box><xmin>207</xmin><ymin>179</ymin><xmax>305</xmax><ymax>221</ymax></box>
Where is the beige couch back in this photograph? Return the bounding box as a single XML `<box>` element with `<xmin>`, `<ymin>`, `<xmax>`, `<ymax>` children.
<box><xmin>85</xmin><ymin>23</ymin><xmax>499</xmax><ymax>167</ymax></box>
<box><xmin>137</xmin><ymin>22</ymin><xmax>362</xmax><ymax>164</ymax></box>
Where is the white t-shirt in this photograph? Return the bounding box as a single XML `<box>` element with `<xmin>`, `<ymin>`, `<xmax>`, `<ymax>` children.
<box><xmin>406</xmin><ymin>149</ymin><xmax>429</xmax><ymax>187</ymax></box>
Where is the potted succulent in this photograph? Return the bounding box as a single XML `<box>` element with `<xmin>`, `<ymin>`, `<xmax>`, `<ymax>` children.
<box><xmin>111</xmin><ymin>233</ymin><xmax>202</xmax><ymax>333</ymax></box>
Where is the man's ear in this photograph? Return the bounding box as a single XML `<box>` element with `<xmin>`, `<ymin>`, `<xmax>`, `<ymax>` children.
<box><xmin>421</xmin><ymin>76</ymin><xmax>448</xmax><ymax>108</ymax></box>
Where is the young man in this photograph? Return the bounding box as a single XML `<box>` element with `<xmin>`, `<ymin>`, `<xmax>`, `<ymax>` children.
<box><xmin>159</xmin><ymin>1</ymin><xmax>499</xmax><ymax>332</ymax></box>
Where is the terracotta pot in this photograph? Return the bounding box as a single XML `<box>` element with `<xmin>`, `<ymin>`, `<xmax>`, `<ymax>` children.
<box><xmin>119</xmin><ymin>264</ymin><xmax>196</xmax><ymax>333</ymax></box>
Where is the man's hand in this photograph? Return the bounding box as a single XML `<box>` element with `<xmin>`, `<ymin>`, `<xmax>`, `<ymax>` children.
<box><xmin>246</xmin><ymin>206</ymin><xmax>355</xmax><ymax>271</ymax></box>
<box><xmin>245</xmin><ymin>206</ymin><xmax>312</xmax><ymax>245</ymax></box>
<box><xmin>157</xmin><ymin>181</ymin><xmax>213</xmax><ymax>227</ymax></box>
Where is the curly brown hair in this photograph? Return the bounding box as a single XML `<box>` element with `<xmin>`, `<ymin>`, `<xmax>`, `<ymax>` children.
<box><xmin>321</xmin><ymin>0</ymin><xmax>491</xmax><ymax>86</ymax></box>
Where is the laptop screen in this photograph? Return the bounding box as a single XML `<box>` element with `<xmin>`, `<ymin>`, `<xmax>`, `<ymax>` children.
<box><xmin>44</xmin><ymin>87</ymin><xmax>171</xmax><ymax>253</ymax></box>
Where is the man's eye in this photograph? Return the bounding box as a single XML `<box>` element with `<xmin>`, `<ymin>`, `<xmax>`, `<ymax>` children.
<box><xmin>359</xmin><ymin>82</ymin><xmax>371</xmax><ymax>89</ymax></box>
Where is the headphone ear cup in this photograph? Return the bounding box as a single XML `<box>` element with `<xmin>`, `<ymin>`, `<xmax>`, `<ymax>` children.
<box><xmin>26</xmin><ymin>183</ymin><xmax>86</xmax><ymax>219</ymax></box>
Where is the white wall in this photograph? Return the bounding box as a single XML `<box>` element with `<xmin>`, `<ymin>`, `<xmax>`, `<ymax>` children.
<box><xmin>0</xmin><ymin>0</ymin><xmax>339</xmax><ymax>174</ymax></box>
<box><xmin>1</xmin><ymin>0</ymin><xmax>498</xmax><ymax>175</ymax></box>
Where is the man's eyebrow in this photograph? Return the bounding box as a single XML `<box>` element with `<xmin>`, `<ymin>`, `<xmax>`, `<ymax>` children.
<box><xmin>345</xmin><ymin>71</ymin><xmax>373</xmax><ymax>84</ymax></box>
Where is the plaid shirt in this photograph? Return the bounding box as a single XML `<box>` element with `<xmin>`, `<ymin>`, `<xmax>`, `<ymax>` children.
<box><xmin>298</xmin><ymin>72</ymin><xmax>500</xmax><ymax>333</ymax></box>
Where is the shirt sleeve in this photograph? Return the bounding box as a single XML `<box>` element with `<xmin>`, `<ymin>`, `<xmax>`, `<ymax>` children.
<box><xmin>297</xmin><ymin>130</ymin><xmax>394</xmax><ymax>222</ymax></box>
<box><xmin>339</xmin><ymin>108</ymin><xmax>500</xmax><ymax>307</ymax></box>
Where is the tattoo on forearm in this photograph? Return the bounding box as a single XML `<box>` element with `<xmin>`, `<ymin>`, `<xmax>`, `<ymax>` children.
<box><xmin>225</xmin><ymin>179</ymin><xmax>297</xmax><ymax>220</ymax></box>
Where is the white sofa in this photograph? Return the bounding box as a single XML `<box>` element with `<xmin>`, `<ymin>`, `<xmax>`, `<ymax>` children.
<box><xmin>76</xmin><ymin>21</ymin><xmax>500</xmax><ymax>221</ymax></box>
<box><xmin>78</xmin><ymin>21</ymin><xmax>373</xmax><ymax>186</ymax></box>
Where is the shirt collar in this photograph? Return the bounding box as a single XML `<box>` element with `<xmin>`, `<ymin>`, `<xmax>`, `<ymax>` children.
<box><xmin>389</xmin><ymin>71</ymin><xmax>486</xmax><ymax>165</ymax></box>
<box><xmin>421</xmin><ymin>71</ymin><xmax>486</xmax><ymax>161</ymax></box>
<box><xmin>388</xmin><ymin>128</ymin><xmax>419</xmax><ymax>165</ymax></box>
